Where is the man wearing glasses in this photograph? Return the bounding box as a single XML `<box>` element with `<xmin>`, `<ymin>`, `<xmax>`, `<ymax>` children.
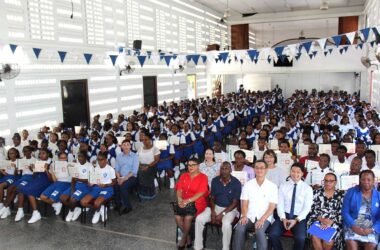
<box><xmin>233</xmin><ymin>160</ymin><xmax>278</xmax><ymax>250</ymax></box>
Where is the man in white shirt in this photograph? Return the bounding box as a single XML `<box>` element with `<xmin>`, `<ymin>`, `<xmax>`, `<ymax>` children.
<box><xmin>362</xmin><ymin>149</ymin><xmax>380</xmax><ymax>171</ymax></box>
<box><xmin>233</xmin><ymin>160</ymin><xmax>278</xmax><ymax>250</ymax></box>
<box><xmin>269</xmin><ymin>162</ymin><xmax>313</xmax><ymax>250</ymax></box>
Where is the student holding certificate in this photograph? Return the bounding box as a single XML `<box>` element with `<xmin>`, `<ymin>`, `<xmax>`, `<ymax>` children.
<box><xmin>305</xmin><ymin>154</ymin><xmax>334</xmax><ymax>189</ymax></box>
<box><xmin>0</xmin><ymin>146</ymin><xmax>35</xmax><ymax>219</ymax></box>
<box><xmin>40</xmin><ymin>152</ymin><xmax>71</xmax><ymax>216</ymax></box>
<box><xmin>80</xmin><ymin>151</ymin><xmax>116</xmax><ymax>224</ymax></box>
<box><xmin>343</xmin><ymin>170</ymin><xmax>380</xmax><ymax>250</ymax></box>
<box><xmin>0</xmin><ymin>148</ymin><xmax>19</xmax><ymax>216</ymax></box>
<box><xmin>60</xmin><ymin>151</ymin><xmax>94</xmax><ymax>222</ymax></box>
<box><xmin>17</xmin><ymin>149</ymin><xmax>52</xmax><ymax>223</ymax></box>
<box><xmin>307</xmin><ymin>173</ymin><xmax>344</xmax><ymax>250</ymax></box>
<box><xmin>232</xmin><ymin>150</ymin><xmax>255</xmax><ymax>185</ymax></box>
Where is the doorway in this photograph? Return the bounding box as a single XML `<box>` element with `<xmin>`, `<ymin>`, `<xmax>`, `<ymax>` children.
<box><xmin>61</xmin><ymin>79</ymin><xmax>90</xmax><ymax>128</ymax></box>
<box><xmin>142</xmin><ymin>76</ymin><xmax>157</xmax><ymax>107</ymax></box>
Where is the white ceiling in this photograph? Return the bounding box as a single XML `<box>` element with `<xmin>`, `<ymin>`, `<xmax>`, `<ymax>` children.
<box><xmin>194</xmin><ymin>0</ymin><xmax>366</xmax><ymax>16</ymax></box>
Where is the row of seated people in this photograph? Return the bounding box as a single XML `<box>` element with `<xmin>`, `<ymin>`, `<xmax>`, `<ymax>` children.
<box><xmin>174</xmin><ymin>156</ymin><xmax>380</xmax><ymax>250</ymax></box>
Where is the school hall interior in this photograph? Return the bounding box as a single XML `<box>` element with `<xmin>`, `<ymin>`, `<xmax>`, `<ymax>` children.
<box><xmin>0</xmin><ymin>0</ymin><xmax>380</xmax><ymax>250</ymax></box>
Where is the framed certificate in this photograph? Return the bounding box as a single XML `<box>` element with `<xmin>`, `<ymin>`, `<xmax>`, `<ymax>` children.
<box><xmin>154</xmin><ymin>140</ymin><xmax>168</xmax><ymax>150</ymax></box>
<box><xmin>297</xmin><ymin>143</ymin><xmax>309</xmax><ymax>157</ymax></box>
<box><xmin>34</xmin><ymin>161</ymin><xmax>47</xmax><ymax>172</ymax></box>
<box><xmin>53</xmin><ymin>161</ymin><xmax>69</xmax><ymax>179</ymax></box>
<box><xmin>231</xmin><ymin>171</ymin><xmax>248</xmax><ymax>186</ymax></box>
<box><xmin>305</xmin><ymin>160</ymin><xmax>320</xmax><ymax>172</ymax></box>
<box><xmin>318</xmin><ymin>144</ymin><xmax>332</xmax><ymax>155</ymax></box>
<box><xmin>89</xmin><ymin>170</ymin><xmax>102</xmax><ymax>185</ymax></box>
<box><xmin>342</xmin><ymin>143</ymin><xmax>356</xmax><ymax>154</ymax></box>
<box><xmin>340</xmin><ymin>175</ymin><xmax>359</xmax><ymax>190</ymax></box>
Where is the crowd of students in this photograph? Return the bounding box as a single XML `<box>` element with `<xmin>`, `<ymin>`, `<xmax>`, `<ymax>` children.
<box><xmin>1</xmin><ymin>87</ymin><xmax>380</xmax><ymax>249</ymax></box>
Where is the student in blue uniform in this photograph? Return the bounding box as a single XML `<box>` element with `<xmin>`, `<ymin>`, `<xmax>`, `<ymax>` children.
<box><xmin>60</xmin><ymin>151</ymin><xmax>94</xmax><ymax>222</ymax></box>
<box><xmin>40</xmin><ymin>152</ymin><xmax>71</xmax><ymax>216</ymax></box>
<box><xmin>18</xmin><ymin>149</ymin><xmax>52</xmax><ymax>223</ymax></box>
<box><xmin>182</xmin><ymin>123</ymin><xmax>196</xmax><ymax>162</ymax></box>
<box><xmin>104</xmin><ymin>133</ymin><xmax>121</xmax><ymax>168</ymax></box>
<box><xmin>156</xmin><ymin>133</ymin><xmax>175</xmax><ymax>188</ymax></box>
<box><xmin>0</xmin><ymin>146</ymin><xmax>34</xmax><ymax>220</ymax></box>
<box><xmin>168</xmin><ymin>124</ymin><xmax>185</xmax><ymax>178</ymax></box>
<box><xmin>193</xmin><ymin>123</ymin><xmax>205</xmax><ymax>161</ymax></box>
<box><xmin>0</xmin><ymin>148</ymin><xmax>19</xmax><ymax>213</ymax></box>
<box><xmin>80</xmin><ymin>151</ymin><xmax>116</xmax><ymax>224</ymax></box>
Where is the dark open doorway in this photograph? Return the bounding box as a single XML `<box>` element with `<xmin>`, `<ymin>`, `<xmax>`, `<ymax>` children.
<box><xmin>61</xmin><ymin>79</ymin><xmax>90</xmax><ymax>128</ymax></box>
<box><xmin>142</xmin><ymin>76</ymin><xmax>158</xmax><ymax>107</ymax></box>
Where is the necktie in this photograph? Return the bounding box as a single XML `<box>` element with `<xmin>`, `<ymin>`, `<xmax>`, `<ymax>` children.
<box><xmin>289</xmin><ymin>183</ymin><xmax>297</xmax><ymax>219</ymax></box>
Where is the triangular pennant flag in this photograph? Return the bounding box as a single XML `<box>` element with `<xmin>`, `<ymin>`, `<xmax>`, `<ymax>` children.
<box><xmin>332</xmin><ymin>35</ymin><xmax>342</xmax><ymax>47</ymax></box>
<box><xmin>83</xmin><ymin>53</ymin><xmax>93</xmax><ymax>64</ymax></box>
<box><xmin>295</xmin><ymin>53</ymin><xmax>301</xmax><ymax>61</ymax></box>
<box><xmin>372</xmin><ymin>27</ymin><xmax>380</xmax><ymax>40</ymax></box>
<box><xmin>58</xmin><ymin>51</ymin><xmax>67</xmax><ymax>63</ymax></box>
<box><xmin>309</xmin><ymin>54</ymin><xmax>314</xmax><ymax>59</ymax></box>
<box><xmin>344</xmin><ymin>46</ymin><xmax>349</xmax><ymax>52</ymax></box>
<box><xmin>173</xmin><ymin>54</ymin><xmax>178</xmax><ymax>60</ymax></box>
<box><xmin>215</xmin><ymin>58</ymin><xmax>219</xmax><ymax>63</ymax></box>
<box><xmin>357</xmin><ymin>43</ymin><xmax>364</xmax><ymax>50</ymax></box>
<box><xmin>147</xmin><ymin>51</ymin><xmax>152</xmax><ymax>59</ymax></box>
<box><xmin>247</xmin><ymin>50</ymin><xmax>258</xmax><ymax>62</ymax></box>
<box><xmin>302</xmin><ymin>41</ymin><xmax>313</xmax><ymax>54</ymax></box>
<box><xmin>32</xmin><ymin>48</ymin><xmax>42</xmax><ymax>59</ymax></box>
<box><xmin>313</xmin><ymin>51</ymin><xmax>317</xmax><ymax>57</ymax></box>
<box><xmin>274</xmin><ymin>46</ymin><xmax>285</xmax><ymax>57</ymax></box>
<box><xmin>201</xmin><ymin>55</ymin><xmax>207</xmax><ymax>64</ymax></box>
<box><xmin>279</xmin><ymin>55</ymin><xmax>286</xmax><ymax>63</ymax></box>
<box><xmin>192</xmin><ymin>54</ymin><xmax>200</xmax><ymax>65</ymax></box>
<box><xmin>267</xmin><ymin>56</ymin><xmax>272</xmax><ymax>64</ymax></box>
<box><xmin>151</xmin><ymin>54</ymin><xmax>160</xmax><ymax>65</ymax></box>
<box><xmin>345</xmin><ymin>32</ymin><xmax>356</xmax><ymax>45</ymax></box>
<box><xmin>160</xmin><ymin>53</ymin><xmax>165</xmax><ymax>61</ymax></box>
<box><xmin>164</xmin><ymin>55</ymin><xmax>172</xmax><ymax>66</ymax></box>
<box><xmin>186</xmin><ymin>55</ymin><xmax>192</xmax><ymax>63</ymax></box>
<box><xmin>118</xmin><ymin>47</ymin><xmax>124</xmax><ymax>54</ymax></box>
<box><xmin>360</xmin><ymin>28</ymin><xmax>371</xmax><ymax>42</ymax></box>
<box><xmin>317</xmin><ymin>38</ymin><xmax>327</xmax><ymax>49</ymax></box>
<box><xmin>137</xmin><ymin>55</ymin><xmax>146</xmax><ymax>67</ymax></box>
<box><xmin>219</xmin><ymin>52</ymin><xmax>229</xmax><ymax>63</ymax></box>
<box><xmin>253</xmin><ymin>58</ymin><xmax>258</xmax><ymax>64</ymax></box>
<box><xmin>109</xmin><ymin>55</ymin><xmax>118</xmax><ymax>66</ymax></box>
<box><xmin>328</xmin><ymin>48</ymin><xmax>333</xmax><ymax>54</ymax></box>
<box><xmin>370</xmin><ymin>41</ymin><xmax>376</xmax><ymax>47</ymax></box>
<box><xmin>324</xmin><ymin>51</ymin><xmax>328</xmax><ymax>56</ymax></box>
<box><xmin>339</xmin><ymin>48</ymin><xmax>344</xmax><ymax>54</ymax></box>
<box><xmin>287</xmin><ymin>44</ymin><xmax>298</xmax><ymax>57</ymax></box>
<box><xmin>9</xmin><ymin>44</ymin><xmax>18</xmax><ymax>54</ymax></box>
<box><xmin>240</xmin><ymin>59</ymin><xmax>244</xmax><ymax>65</ymax></box>
<box><xmin>228</xmin><ymin>59</ymin><xmax>232</xmax><ymax>64</ymax></box>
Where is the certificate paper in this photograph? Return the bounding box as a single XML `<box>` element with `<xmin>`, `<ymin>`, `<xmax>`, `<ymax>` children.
<box><xmin>269</xmin><ymin>139</ymin><xmax>279</xmax><ymax>150</ymax></box>
<box><xmin>34</xmin><ymin>161</ymin><xmax>47</xmax><ymax>172</ymax></box>
<box><xmin>227</xmin><ymin>145</ymin><xmax>240</xmax><ymax>162</ymax></box>
<box><xmin>0</xmin><ymin>160</ymin><xmax>12</xmax><ymax>170</ymax></box>
<box><xmin>297</xmin><ymin>143</ymin><xmax>309</xmax><ymax>157</ymax></box>
<box><xmin>242</xmin><ymin>149</ymin><xmax>254</xmax><ymax>163</ymax></box>
<box><xmin>17</xmin><ymin>158</ymin><xmax>35</xmax><ymax>171</ymax></box>
<box><xmin>340</xmin><ymin>175</ymin><xmax>359</xmax><ymax>190</ymax></box>
<box><xmin>89</xmin><ymin>170</ymin><xmax>102</xmax><ymax>185</ymax></box>
<box><xmin>154</xmin><ymin>140</ymin><xmax>168</xmax><ymax>150</ymax></box>
<box><xmin>53</xmin><ymin>161</ymin><xmax>69</xmax><ymax>179</ymax></box>
<box><xmin>342</xmin><ymin>143</ymin><xmax>356</xmax><ymax>154</ymax></box>
<box><xmin>305</xmin><ymin>160</ymin><xmax>320</xmax><ymax>172</ymax></box>
<box><xmin>318</xmin><ymin>144</ymin><xmax>332</xmax><ymax>155</ymax></box>
<box><xmin>231</xmin><ymin>171</ymin><xmax>248</xmax><ymax>186</ymax></box>
<box><xmin>254</xmin><ymin>151</ymin><xmax>265</xmax><ymax>161</ymax></box>
<box><xmin>333</xmin><ymin>163</ymin><xmax>350</xmax><ymax>175</ymax></box>
<box><xmin>68</xmin><ymin>164</ymin><xmax>80</xmax><ymax>178</ymax></box>
<box><xmin>276</xmin><ymin>153</ymin><xmax>293</xmax><ymax>172</ymax></box>
<box><xmin>369</xmin><ymin>145</ymin><xmax>380</xmax><ymax>162</ymax></box>
<box><xmin>214</xmin><ymin>153</ymin><xmax>224</xmax><ymax>163</ymax></box>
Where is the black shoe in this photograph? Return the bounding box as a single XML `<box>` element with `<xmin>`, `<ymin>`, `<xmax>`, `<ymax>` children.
<box><xmin>118</xmin><ymin>206</ymin><xmax>125</xmax><ymax>216</ymax></box>
<box><xmin>186</xmin><ymin>243</ymin><xmax>192</xmax><ymax>249</ymax></box>
<box><xmin>177</xmin><ymin>245</ymin><xmax>185</xmax><ymax>250</ymax></box>
<box><xmin>122</xmin><ymin>207</ymin><xmax>132</xmax><ymax>214</ymax></box>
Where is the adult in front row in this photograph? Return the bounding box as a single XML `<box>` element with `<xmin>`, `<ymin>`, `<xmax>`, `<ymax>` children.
<box><xmin>343</xmin><ymin>170</ymin><xmax>380</xmax><ymax>250</ymax></box>
<box><xmin>194</xmin><ymin>161</ymin><xmax>241</xmax><ymax>250</ymax></box>
<box><xmin>233</xmin><ymin>160</ymin><xmax>278</xmax><ymax>250</ymax></box>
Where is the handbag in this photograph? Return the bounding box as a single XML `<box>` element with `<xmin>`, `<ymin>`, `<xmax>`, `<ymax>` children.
<box><xmin>172</xmin><ymin>201</ymin><xmax>197</xmax><ymax>216</ymax></box>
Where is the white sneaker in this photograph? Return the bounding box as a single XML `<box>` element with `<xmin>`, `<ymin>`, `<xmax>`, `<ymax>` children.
<box><xmin>169</xmin><ymin>177</ymin><xmax>175</xmax><ymax>189</ymax></box>
<box><xmin>174</xmin><ymin>169</ymin><xmax>180</xmax><ymax>179</ymax></box>
<box><xmin>65</xmin><ymin>210</ymin><xmax>74</xmax><ymax>222</ymax></box>
<box><xmin>53</xmin><ymin>202</ymin><xmax>62</xmax><ymax>215</ymax></box>
<box><xmin>179</xmin><ymin>163</ymin><xmax>185</xmax><ymax>170</ymax></box>
<box><xmin>100</xmin><ymin>205</ymin><xmax>107</xmax><ymax>222</ymax></box>
<box><xmin>0</xmin><ymin>203</ymin><xmax>4</xmax><ymax>210</ymax></box>
<box><xmin>71</xmin><ymin>207</ymin><xmax>82</xmax><ymax>221</ymax></box>
<box><xmin>0</xmin><ymin>207</ymin><xmax>6</xmax><ymax>217</ymax></box>
<box><xmin>159</xmin><ymin>171</ymin><xmax>165</xmax><ymax>178</ymax></box>
<box><xmin>15</xmin><ymin>209</ymin><xmax>24</xmax><ymax>222</ymax></box>
<box><xmin>28</xmin><ymin>211</ymin><xmax>41</xmax><ymax>224</ymax></box>
<box><xmin>0</xmin><ymin>207</ymin><xmax>11</xmax><ymax>219</ymax></box>
<box><xmin>92</xmin><ymin>210</ymin><xmax>101</xmax><ymax>224</ymax></box>
<box><xmin>154</xmin><ymin>178</ymin><xmax>159</xmax><ymax>188</ymax></box>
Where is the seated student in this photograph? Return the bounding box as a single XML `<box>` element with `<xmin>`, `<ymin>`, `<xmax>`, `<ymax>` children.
<box><xmin>269</xmin><ymin>163</ymin><xmax>313</xmax><ymax>250</ymax></box>
<box><xmin>168</xmin><ymin>124</ymin><xmax>185</xmax><ymax>179</ymax></box>
<box><xmin>192</xmin><ymin>123</ymin><xmax>205</xmax><ymax>161</ymax></box>
<box><xmin>331</xmin><ymin>145</ymin><xmax>348</xmax><ymax>164</ymax></box>
<box><xmin>212</xmin><ymin>140</ymin><xmax>228</xmax><ymax>163</ymax></box>
<box><xmin>343</xmin><ymin>170</ymin><xmax>380</xmax><ymax>250</ymax></box>
<box><xmin>60</xmin><ymin>151</ymin><xmax>94</xmax><ymax>222</ymax></box>
<box><xmin>9</xmin><ymin>133</ymin><xmax>24</xmax><ymax>158</ymax></box>
<box><xmin>18</xmin><ymin>149</ymin><xmax>52</xmax><ymax>223</ymax></box>
<box><xmin>194</xmin><ymin>161</ymin><xmax>241</xmax><ymax>250</ymax></box>
<box><xmin>245</xmin><ymin>124</ymin><xmax>256</xmax><ymax>149</ymax></box>
<box><xmin>233</xmin><ymin>160</ymin><xmax>278</xmax><ymax>250</ymax></box>
<box><xmin>182</xmin><ymin>122</ymin><xmax>196</xmax><ymax>162</ymax></box>
<box><xmin>329</xmin><ymin>139</ymin><xmax>341</xmax><ymax>163</ymax></box>
<box><xmin>204</xmin><ymin>117</ymin><xmax>217</xmax><ymax>148</ymax></box>
<box><xmin>263</xmin><ymin>149</ymin><xmax>287</xmax><ymax>187</ymax></box>
<box><xmin>308</xmin><ymin>173</ymin><xmax>344</xmax><ymax>250</ymax></box>
<box><xmin>0</xmin><ymin>148</ymin><xmax>19</xmax><ymax>214</ymax></box>
<box><xmin>362</xmin><ymin>150</ymin><xmax>380</xmax><ymax>171</ymax></box>
<box><xmin>114</xmin><ymin>140</ymin><xmax>139</xmax><ymax>214</ymax></box>
<box><xmin>104</xmin><ymin>133</ymin><xmax>122</xmax><ymax>168</ymax></box>
<box><xmin>174</xmin><ymin>157</ymin><xmax>208</xmax><ymax>250</ymax></box>
<box><xmin>199</xmin><ymin>148</ymin><xmax>220</xmax><ymax>188</ymax></box>
<box><xmin>0</xmin><ymin>137</ymin><xmax>6</xmax><ymax>160</ymax></box>
<box><xmin>254</xmin><ymin>137</ymin><xmax>268</xmax><ymax>158</ymax></box>
<box><xmin>156</xmin><ymin>133</ymin><xmax>175</xmax><ymax>188</ymax></box>
<box><xmin>0</xmin><ymin>146</ymin><xmax>34</xmax><ymax>220</ymax></box>
<box><xmin>232</xmin><ymin>150</ymin><xmax>255</xmax><ymax>185</ymax></box>
<box><xmin>339</xmin><ymin>156</ymin><xmax>362</xmax><ymax>181</ymax></box>
<box><xmin>80</xmin><ymin>151</ymin><xmax>116</xmax><ymax>224</ymax></box>
<box><xmin>347</xmin><ymin>140</ymin><xmax>367</xmax><ymax>167</ymax></box>
<box><xmin>53</xmin><ymin>140</ymin><xmax>74</xmax><ymax>162</ymax></box>
<box><xmin>306</xmin><ymin>153</ymin><xmax>334</xmax><ymax>189</ymax></box>
<box><xmin>40</xmin><ymin>152</ymin><xmax>71</xmax><ymax>215</ymax></box>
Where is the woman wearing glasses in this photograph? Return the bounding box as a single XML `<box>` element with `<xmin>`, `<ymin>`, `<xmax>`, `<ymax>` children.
<box><xmin>307</xmin><ymin>173</ymin><xmax>344</xmax><ymax>250</ymax></box>
<box><xmin>174</xmin><ymin>157</ymin><xmax>208</xmax><ymax>250</ymax></box>
<box><xmin>342</xmin><ymin>170</ymin><xmax>380</xmax><ymax>250</ymax></box>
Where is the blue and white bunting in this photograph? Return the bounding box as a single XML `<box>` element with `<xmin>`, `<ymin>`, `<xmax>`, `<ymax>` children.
<box><xmin>137</xmin><ymin>55</ymin><xmax>146</xmax><ymax>67</ymax></box>
<box><xmin>109</xmin><ymin>55</ymin><xmax>118</xmax><ymax>66</ymax></box>
<box><xmin>83</xmin><ymin>53</ymin><xmax>92</xmax><ymax>64</ymax></box>
<box><xmin>32</xmin><ymin>48</ymin><xmax>42</xmax><ymax>59</ymax></box>
<box><xmin>58</xmin><ymin>51</ymin><xmax>67</xmax><ymax>63</ymax></box>
<box><xmin>9</xmin><ymin>44</ymin><xmax>18</xmax><ymax>54</ymax></box>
